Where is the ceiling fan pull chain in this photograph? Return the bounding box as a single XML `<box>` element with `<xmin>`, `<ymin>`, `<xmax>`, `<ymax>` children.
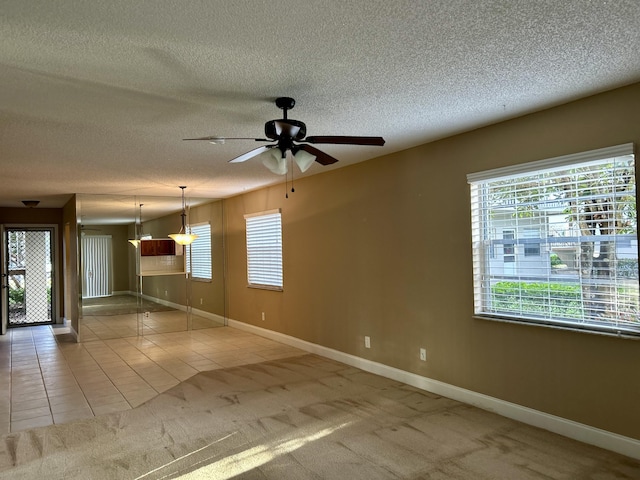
<box><xmin>290</xmin><ymin>155</ymin><xmax>295</xmax><ymax>193</ymax></box>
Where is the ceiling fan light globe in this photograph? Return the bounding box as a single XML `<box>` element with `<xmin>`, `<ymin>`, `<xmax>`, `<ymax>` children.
<box><xmin>293</xmin><ymin>149</ymin><xmax>316</xmax><ymax>172</ymax></box>
<box><xmin>260</xmin><ymin>149</ymin><xmax>288</xmax><ymax>175</ymax></box>
<box><xmin>262</xmin><ymin>157</ymin><xmax>288</xmax><ymax>175</ymax></box>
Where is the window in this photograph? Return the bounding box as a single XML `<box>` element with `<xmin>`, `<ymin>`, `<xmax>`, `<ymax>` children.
<box><xmin>245</xmin><ymin>210</ymin><xmax>283</xmax><ymax>290</ymax></box>
<box><xmin>523</xmin><ymin>228</ymin><xmax>541</xmax><ymax>257</ymax></box>
<box><xmin>186</xmin><ymin>223</ymin><xmax>212</xmax><ymax>281</ymax></box>
<box><xmin>502</xmin><ymin>230</ymin><xmax>515</xmax><ymax>261</ymax></box>
<box><xmin>468</xmin><ymin>143</ymin><xmax>639</xmax><ymax>336</ymax></box>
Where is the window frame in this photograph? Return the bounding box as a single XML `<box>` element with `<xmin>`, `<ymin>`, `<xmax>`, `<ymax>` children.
<box><xmin>468</xmin><ymin>143</ymin><xmax>639</xmax><ymax>337</ymax></box>
<box><xmin>186</xmin><ymin>222</ymin><xmax>212</xmax><ymax>282</ymax></box>
<box><xmin>244</xmin><ymin>209</ymin><xmax>283</xmax><ymax>291</ymax></box>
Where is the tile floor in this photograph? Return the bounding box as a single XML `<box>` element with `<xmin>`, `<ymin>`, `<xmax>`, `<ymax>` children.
<box><xmin>80</xmin><ymin>310</ymin><xmax>225</xmax><ymax>341</ymax></box>
<box><xmin>0</xmin><ymin>321</ymin><xmax>305</xmax><ymax>435</ymax></box>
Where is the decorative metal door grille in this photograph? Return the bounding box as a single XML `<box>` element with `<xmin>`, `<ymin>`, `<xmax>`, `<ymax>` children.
<box><xmin>5</xmin><ymin>228</ymin><xmax>54</xmax><ymax>326</ymax></box>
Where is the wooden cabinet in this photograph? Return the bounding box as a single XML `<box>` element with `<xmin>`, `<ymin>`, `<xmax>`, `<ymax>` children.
<box><xmin>140</xmin><ymin>239</ymin><xmax>176</xmax><ymax>256</ymax></box>
<box><xmin>138</xmin><ymin>239</ymin><xmax>185</xmax><ymax>276</ymax></box>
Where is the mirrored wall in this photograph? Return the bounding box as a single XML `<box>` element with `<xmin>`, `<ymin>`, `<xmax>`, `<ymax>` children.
<box><xmin>76</xmin><ymin>194</ymin><xmax>225</xmax><ymax>341</ymax></box>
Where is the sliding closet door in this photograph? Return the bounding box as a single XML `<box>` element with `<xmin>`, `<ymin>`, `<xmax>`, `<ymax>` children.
<box><xmin>81</xmin><ymin>235</ymin><xmax>113</xmax><ymax>298</ymax></box>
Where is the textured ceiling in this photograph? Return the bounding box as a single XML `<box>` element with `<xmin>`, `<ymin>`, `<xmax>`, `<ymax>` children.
<box><xmin>1</xmin><ymin>0</ymin><xmax>640</xmax><ymax>221</ymax></box>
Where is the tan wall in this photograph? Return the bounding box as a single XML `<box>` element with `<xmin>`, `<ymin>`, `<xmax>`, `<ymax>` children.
<box><xmin>224</xmin><ymin>82</ymin><xmax>640</xmax><ymax>440</ymax></box>
<box><xmin>189</xmin><ymin>200</ymin><xmax>226</xmax><ymax>318</ymax></box>
<box><xmin>62</xmin><ymin>196</ymin><xmax>79</xmax><ymax>336</ymax></box>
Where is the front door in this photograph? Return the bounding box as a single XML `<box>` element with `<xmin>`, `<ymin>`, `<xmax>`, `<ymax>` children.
<box><xmin>1</xmin><ymin>225</ymin><xmax>6</xmax><ymax>334</ymax></box>
<box><xmin>2</xmin><ymin>227</ymin><xmax>55</xmax><ymax>328</ymax></box>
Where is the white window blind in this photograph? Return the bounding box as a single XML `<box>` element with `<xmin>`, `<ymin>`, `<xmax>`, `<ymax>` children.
<box><xmin>245</xmin><ymin>210</ymin><xmax>283</xmax><ymax>290</ymax></box>
<box><xmin>468</xmin><ymin>144</ymin><xmax>639</xmax><ymax>336</ymax></box>
<box><xmin>186</xmin><ymin>223</ymin><xmax>212</xmax><ymax>280</ymax></box>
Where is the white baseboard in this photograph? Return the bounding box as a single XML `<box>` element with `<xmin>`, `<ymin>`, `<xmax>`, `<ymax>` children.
<box><xmin>190</xmin><ymin>308</ymin><xmax>225</xmax><ymax>324</ymax></box>
<box><xmin>139</xmin><ymin>294</ymin><xmax>225</xmax><ymax>324</ymax></box>
<box><xmin>227</xmin><ymin>318</ymin><xmax>640</xmax><ymax>461</ymax></box>
<box><xmin>140</xmin><ymin>294</ymin><xmax>184</xmax><ymax>312</ymax></box>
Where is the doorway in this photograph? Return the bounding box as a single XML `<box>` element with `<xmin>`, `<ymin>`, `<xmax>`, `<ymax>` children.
<box><xmin>2</xmin><ymin>227</ymin><xmax>55</xmax><ymax>329</ymax></box>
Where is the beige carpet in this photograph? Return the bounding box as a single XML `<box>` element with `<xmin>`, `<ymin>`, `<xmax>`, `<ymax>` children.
<box><xmin>1</xmin><ymin>354</ymin><xmax>638</xmax><ymax>479</ymax></box>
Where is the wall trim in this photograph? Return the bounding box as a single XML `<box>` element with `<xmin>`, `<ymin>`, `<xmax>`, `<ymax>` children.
<box><xmin>139</xmin><ymin>294</ymin><xmax>225</xmax><ymax>325</ymax></box>
<box><xmin>140</xmin><ymin>293</ymin><xmax>184</xmax><ymax>312</ymax></box>
<box><xmin>227</xmin><ymin>318</ymin><xmax>640</xmax><ymax>461</ymax></box>
<box><xmin>190</xmin><ymin>307</ymin><xmax>226</xmax><ymax>325</ymax></box>
<box><xmin>62</xmin><ymin>317</ymin><xmax>78</xmax><ymax>341</ymax></box>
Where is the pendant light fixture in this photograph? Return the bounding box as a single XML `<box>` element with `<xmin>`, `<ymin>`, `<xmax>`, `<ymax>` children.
<box><xmin>128</xmin><ymin>203</ymin><xmax>151</xmax><ymax>247</ymax></box>
<box><xmin>169</xmin><ymin>186</ymin><xmax>198</xmax><ymax>245</ymax></box>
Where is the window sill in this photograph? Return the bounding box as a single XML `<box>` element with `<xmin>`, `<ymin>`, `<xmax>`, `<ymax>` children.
<box><xmin>190</xmin><ymin>277</ymin><xmax>212</xmax><ymax>283</ymax></box>
<box><xmin>473</xmin><ymin>315</ymin><xmax>640</xmax><ymax>340</ymax></box>
<box><xmin>248</xmin><ymin>284</ymin><xmax>283</xmax><ymax>292</ymax></box>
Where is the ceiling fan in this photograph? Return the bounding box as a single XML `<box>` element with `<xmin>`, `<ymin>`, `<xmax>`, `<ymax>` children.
<box><xmin>184</xmin><ymin>97</ymin><xmax>385</xmax><ymax>175</ymax></box>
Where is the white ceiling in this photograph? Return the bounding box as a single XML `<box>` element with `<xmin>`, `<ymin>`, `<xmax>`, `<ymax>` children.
<box><xmin>2</xmin><ymin>1</ymin><xmax>640</xmax><ymax>220</ymax></box>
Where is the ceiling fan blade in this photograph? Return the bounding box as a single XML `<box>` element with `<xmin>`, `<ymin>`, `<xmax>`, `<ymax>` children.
<box><xmin>298</xmin><ymin>144</ymin><xmax>339</xmax><ymax>165</ymax></box>
<box><xmin>304</xmin><ymin>136</ymin><xmax>385</xmax><ymax>146</ymax></box>
<box><xmin>229</xmin><ymin>145</ymin><xmax>276</xmax><ymax>163</ymax></box>
<box><xmin>183</xmin><ymin>136</ymin><xmax>268</xmax><ymax>143</ymax></box>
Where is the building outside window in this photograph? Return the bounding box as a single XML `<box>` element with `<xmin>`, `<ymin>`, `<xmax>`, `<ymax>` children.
<box><xmin>523</xmin><ymin>228</ymin><xmax>541</xmax><ymax>257</ymax></box>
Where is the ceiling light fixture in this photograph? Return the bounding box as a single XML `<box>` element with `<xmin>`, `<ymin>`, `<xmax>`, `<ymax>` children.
<box><xmin>22</xmin><ymin>200</ymin><xmax>40</xmax><ymax>208</ymax></box>
<box><xmin>169</xmin><ymin>186</ymin><xmax>198</xmax><ymax>246</ymax></box>
<box><xmin>128</xmin><ymin>203</ymin><xmax>151</xmax><ymax>247</ymax></box>
<box><xmin>259</xmin><ymin>147</ymin><xmax>316</xmax><ymax>175</ymax></box>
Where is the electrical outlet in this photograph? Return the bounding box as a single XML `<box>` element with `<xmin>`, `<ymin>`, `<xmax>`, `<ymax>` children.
<box><xmin>261</xmin><ymin>312</ymin><xmax>265</xmax><ymax>321</ymax></box>
<box><xmin>200</xmin><ymin>298</ymin><xmax>203</xmax><ymax>305</ymax></box>
<box><xmin>420</xmin><ymin>348</ymin><xmax>427</xmax><ymax>361</ymax></box>
<box><xmin>144</xmin><ymin>311</ymin><xmax>150</xmax><ymax>318</ymax></box>
<box><xmin>164</xmin><ymin>290</ymin><xmax>168</xmax><ymax>296</ymax></box>
<box><xmin>365</xmin><ymin>336</ymin><xmax>371</xmax><ymax>349</ymax></box>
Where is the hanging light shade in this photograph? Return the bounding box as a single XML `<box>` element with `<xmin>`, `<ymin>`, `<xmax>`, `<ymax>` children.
<box><xmin>259</xmin><ymin>148</ymin><xmax>317</xmax><ymax>175</ymax></box>
<box><xmin>260</xmin><ymin>148</ymin><xmax>288</xmax><ymax>175</ymax></box>
<box><xmin>293</xmin><ymin>148</ymin><xmax>316</xmax><ymax>172</ymax></box>
<box><xmin>169</xmin><ymin>186</ymin><xmax>198</xmax><ymax>245</ymax></box>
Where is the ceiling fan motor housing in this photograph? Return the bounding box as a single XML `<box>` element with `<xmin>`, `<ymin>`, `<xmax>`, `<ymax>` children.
<box><xmin>264</xmin><ymin>119</ymin><xmax>307</xmax><ymax>141</ymax></box>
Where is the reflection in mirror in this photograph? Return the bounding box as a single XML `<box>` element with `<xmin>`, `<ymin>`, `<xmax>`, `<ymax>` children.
<box><xmin>76</xmin><ymin>194</ymin><xmax>225</xmax><ymax>342</ymax></box>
